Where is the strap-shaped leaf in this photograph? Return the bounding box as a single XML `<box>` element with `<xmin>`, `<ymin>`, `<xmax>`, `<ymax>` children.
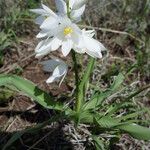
<box><xmin>109</xmin><ymin>73</ymin><xmax>125</xmax><ymax>91</ymax></box>
<box><xmin>91</xmin><ymin>135</ymin><xmax>106</xmax><ymax>150</ymax></box>
<box><xmin>105</xmin><ymin>102</ymin><xmax>134</xmax><ymax>115</ymax></box>
<box><xmin>116</xmin><ymin>124</ymin><xmax>150</xmax><ymax>140</ymax></box>
<box><xmin>84</xmin><ymin>73</ymin><xmax>125</xmax><ymax>110</ymax></box>
<box><xmin>95</xmin><ymin>116</ymin><xmax>120</xmax><ymax>128</ymax></box>
<box><xmin>83</xmin><ymin>92</ymin><xmax>109</xmax><ymax>110</ymax></box>
<box><xmin>95</xmin><ymin>115</ymin><xmax>150</xmax><ymax>140</ymax></box>
<box><xmin>0</xmin><ymin>74</ymin><xmax>64</xmax><ymax>111</ymax></box>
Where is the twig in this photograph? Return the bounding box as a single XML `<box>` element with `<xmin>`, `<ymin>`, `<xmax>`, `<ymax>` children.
<box><xmin>79</xmin><ymin>25</ymin><xmax>145</xmax><ymax>46</ymax></box>
<box><xmin>0</xmin><ymin>53</ymin><xmax>35</xmax><ymax>73</ymax></box>
<box><xmin>125</xmin><ymin>85</ymin><xmax>150</xmax><ymax>100</ymax></box>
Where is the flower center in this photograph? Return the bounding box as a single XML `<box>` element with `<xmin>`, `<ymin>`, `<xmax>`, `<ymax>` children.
<box><xmin>63</xmin><ymin>27</ymin><xmax>73</xmax><ymax>35</ymax></box>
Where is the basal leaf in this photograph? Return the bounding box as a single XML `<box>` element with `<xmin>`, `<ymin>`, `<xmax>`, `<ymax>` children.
<box><xmin>0</xmin><ymin>74</ymin><xmax>64</xmax><ymax>111</ymax></box>
<box><xmin>95</xmin><ymin>116</ymin><xmax>120</xmax><ymax>128</ymax></box>
<box><xmin>91</xmin><ymin>135</ymin><xmax>106</xmax><ymax>150</ymax></box>
<box><xmin>84</xmin><ymin>73</ymin><xmax>125</xmax><ymax>110</ymax></box>
<box><xmin>95</xmin><ymin>115</ymin><xmax>150</xmax><ymax>140</ymax></box>
<box><xmin>83</xmin><ymin>92</ymin><xmax>109</xmax><ymax>110</ymax></box>
<box><xmin>116</xmin><ymin>124</ymin><xmax>150</xmax><ymax>140</ymax></box>
<box><xmin>109</xmin><ymin>73</ymin><xmax>125</xmax><ymax>91</ymax></box>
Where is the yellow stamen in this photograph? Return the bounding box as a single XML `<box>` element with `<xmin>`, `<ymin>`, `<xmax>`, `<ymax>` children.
<box><xmin>64</xmin><ymin>27</ymin><xmax>73</xmax><ymax>35</ymax></box>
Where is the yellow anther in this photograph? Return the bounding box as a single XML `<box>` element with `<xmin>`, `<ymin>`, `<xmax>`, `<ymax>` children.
<box><xmin>63</xmin><ymin>27</ymin><xmax>73</xmax><ymax>35</ymax></box>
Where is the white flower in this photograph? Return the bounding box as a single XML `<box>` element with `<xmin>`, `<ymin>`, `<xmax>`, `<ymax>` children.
<box><xmin>35</xmin><ymin>16</ymin><xmax>81</xmax><ymax>57</ymax></box>
<box><xmin>55</xmin><ymin>0</ymin><xmax>86</xmax><ymax>22</ymax></box>
<box><xmin>40</xmin><ymin>59</ymin><xmax>68</xmax><ymax>85</ymax></box>
<box><xmin>31</xmin><ymin>2</ymin><xmax>86</xmax><ymax>39</ymax></box>
<box><xmin>73</xmin><ymin>29</ymin><xmax>106</xmax><ymax>58</ymax></box>
<box><xmin>30</xmin><ymin>4</ymin><xmax>57</xmax><ymax>25</ymax></box>
<box><xmin>35</xmin><ymin>16</ymin><xmax>106</xmax><ymax>58</ymax></box>
<box><xmin>31</xmin><ymin>0</ymin><xmax>85</xmax><ymax>25</ymax></box>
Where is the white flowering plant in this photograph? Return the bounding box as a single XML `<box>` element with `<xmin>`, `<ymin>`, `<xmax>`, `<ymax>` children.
<box><xmin>0</xmin><ymin>0</ymin><xmax>150</xmax><ymax>149</ymax></box>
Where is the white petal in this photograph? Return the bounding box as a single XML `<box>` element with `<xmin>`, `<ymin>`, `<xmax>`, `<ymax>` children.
<box><xmin>35</xmin><ymin>49</ymin><xmax>51</xmax><ymax>58</ymax></box>
<box><xmin>72</xmin><ymin>0</ymin><xmax>87</xmax><ymax>9</ymax></box>
<box><xmin>70</xmin><ymin>5</ymin><xmax>85</xmax><ymax>21</ymax></box>
<box><xmin>50</xmin><ymin>37</ymin><xmax>62</xmax><ymax>50</ymax></box>
<box><xmin>53</xmin><ymin>64</ymin><xmax>67</xmax><ymax>77</ymax></box>
<box><xmin>83</xmin><ymin>35</ymin><xmax>105</xmax><ymax>58</ymax></box>
<box><xmin>36</xmin><ymin>37</ymin><xmax>61</xmax><ymax>54</ymax></box>
<box><xmin>71</xmin><ymin>27</ymin><xmax>81</xmax><ymax>44</ymax></box>
<box><xmin>84</xmin><ymin>29</ymin><xmax>95</xmax><ymax>38</ymax></box>
<box><xmin>72</xmin><ymin>30</ymin><xmax>106</xmax><ymax>58</ymax></box>
<box><xmin>73</xmin><ymin>35</ymin><xmax>85</xmax><ymax>53</ymax></box>
<box><xmin>46</xmin><ymin>63</ymin><xmax>67</xmax><ymax>83</ymax></box>
<box><xmin>61</xmin><ymin>39</ymin><xmax>73</xmax><ymax>56</ymax></box>
<box><xmin>36</xmin><ymin>30</ymin><xmax>48</xmax><ymax>38</ymax></box>
<box><xmin>40</xmin><ymin>59</ymin><xmax>62</xmax><ymax>72</ymax></box>
<box><xmin>35</xmin><ymin>39</ymin><xmax>51</xmax><ymax>53</ymax></box>
<box><xmin>42</xmin><ymin>4</ymin><xmax>56</xmax><ymax>16</ymax></box>
<box><xmin>35</xmin><ymin>40</ymin><xmax>52</xmax><ymax>57</ymax></box>
<box><xmin>73</xmin><ymin>34</ymin><xmax>84</xmax><ymax>48</ymax></box>
<box><xmin>35</xmin><ymin>16</ymin><xmax>45</xmax><ymax>25</ymax></box>
<box><xmin>30</xmin><ymin>9</ymin><xmax>46</xmax><ymax>15</ymax></box>
<box><xmin>86</xmin><ymin>49</ymin><xmax>102</xmax><ymax>58</ymax></box>
<box><xmin>98</xmin><ymin>42</ymin><xmax>106</xmax><ymax>51</ymax></box>
<box><xmin>40</xmin><ymin>16</ymin><xmax>58</xmax><ymax>30</ymax></box>
<box><xmin>46</xmin><ymin>76</ymin><xmax>59</xmax><ymax>83</ymax></box>
<box><xmin>35</xmin><ymin>41</ymin><xmax>44</xmax><ymax>51</ymax></box>
<box><xmin>55</xmin><ymin>0</ymin><xmax>67</xmax><ymax>14</ymax></box>
<box><xmin>84</xmin><ymin>36</ymin><xmax>104</xmax><ymax>52</ymax></box>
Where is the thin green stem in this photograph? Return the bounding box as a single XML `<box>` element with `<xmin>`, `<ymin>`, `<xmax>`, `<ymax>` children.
<box><xmin>71</xmin><ymin>50</ymin><xmax>79</xmax><ymax>96</ymax></box>
<box><xmin>66</xmin><ymin>0</ymin><xmax>70</xmax><ymax>17</ymax></box>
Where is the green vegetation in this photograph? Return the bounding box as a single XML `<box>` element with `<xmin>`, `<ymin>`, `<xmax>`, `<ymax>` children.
<box><xmin>0</xmin><ymin>0</ymin><xmax>149</xmax><ymax>149</ymax></box>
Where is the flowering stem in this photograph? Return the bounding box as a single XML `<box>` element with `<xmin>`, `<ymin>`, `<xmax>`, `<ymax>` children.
<box><xmin>71</xmin><ymin>50</ymin><xmax>79</xmax><ymax>96</ymax></box>
<box><xmin>76</xmin><ymin>57</ymin><xmax>95</xmax><ymax>112</ymax></box>
<box><xmin>66</xmin><ymin>0</ymin><xmax>95</xmax><ymax>113</ymax></box>
<box><xmin>66</xmin><ymin>0</ymin><xmax>71</xmax><ymax>18</ymax></box>
<box><xmin>66</xmin><ymin>0</ymin><xmax>80</xmax><ymax>111</ymax></box>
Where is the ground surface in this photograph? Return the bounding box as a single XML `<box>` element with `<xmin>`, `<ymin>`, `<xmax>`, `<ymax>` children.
<box><xmin>0</xmin><ymin>0</ymin><xmax>150</xmax><ymax>149</ymax></box>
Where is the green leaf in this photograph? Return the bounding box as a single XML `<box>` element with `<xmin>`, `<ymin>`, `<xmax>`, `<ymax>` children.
<box><xmin>109</xmin><ymin>73</ymin><xmax>125</xmax><ymax>91</ymax></box>
<box><xmin>91</xmin><ymin>135</ymin><xmax>106</xmax><ymax>150</ymax></box>
<box><xmin>83</xmin><ymin>92</ymin><xmax>109</xmax><ymax>110</ymax></box>
<box><xmin>95</xmin><ymin>115</ymin><xmax>133</xmax><ymax>129</ymax></box>
<box><xmin>95</xmin><ymin>115</ymin><xmax>150</xmax><ymax>140</ymax></box>
<box><xmin>95</xmin><ymin>116</ymin><xmax>120</xmax><ymax>128</ymax></box>
<box><xmin>105</xmin><ymin>102</ymin><xmax>134</xmax><ymax>115</ymax></box>
<box><xmin>116</xmin><ymin>124</ymin><xmax>150</xmax><ymax>140</ymax></box>
<box><xmin>118</xmin><ymin>109</ymin><xmax>148</xmax><ymax>121</ymax></box>
<box><xmin>79</xmin><ymin>110</ymin><xmax>94</xmax><ymax>123</ymax></box>
<box><xmin>84</xmin><ymin>73</ymin><xmax>125</xmax><ymax>110</ymax></box>
<box><xmin>0</xmin><ymin>74</ymin><xmax>64</xmax><ymax>111</ymax></box>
